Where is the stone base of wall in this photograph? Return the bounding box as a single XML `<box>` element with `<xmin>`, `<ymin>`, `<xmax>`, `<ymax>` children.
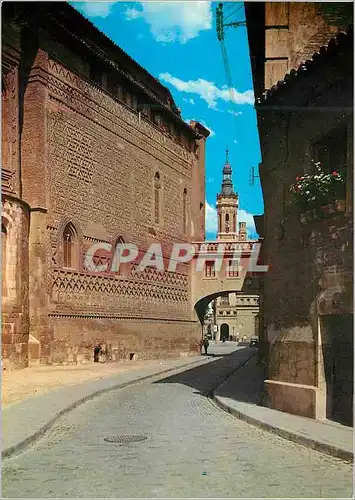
<box><xmin>48</xmin><ymin>317</ymin><xmax>201</xmax><ymax>365</ymax></box>
<box><xmin>2</xmin><ymin>341</ymin><xmax>29</xmax><ymax>370</ymax></box>
<box><xmin>265</xmin><ymin>379</ymin><xmax>318</xmax><ymax>419</ymax></box>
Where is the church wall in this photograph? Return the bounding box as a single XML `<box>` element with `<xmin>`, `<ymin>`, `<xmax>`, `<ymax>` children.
<box><xmin>1</xmin><ymin>5</ymin><xmax>206</xmax><ymax>366</ymax></box>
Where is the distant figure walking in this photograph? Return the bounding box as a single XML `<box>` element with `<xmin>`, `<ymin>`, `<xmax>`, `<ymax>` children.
<box><xmin>203</xmin><ymin>337</ymin><xmax>209</xmax><ymax>355</ymax></box>
<box><xmin>243</xmin><ymin>335</ymin><xmax>247</xmax><ymax>343</ymax></box>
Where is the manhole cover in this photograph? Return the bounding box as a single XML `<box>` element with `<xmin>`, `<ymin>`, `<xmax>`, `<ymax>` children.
<box><xmin>104</xmin><ymin>435</ymin><xmax>147</xmax><ymax>443</ymax></box>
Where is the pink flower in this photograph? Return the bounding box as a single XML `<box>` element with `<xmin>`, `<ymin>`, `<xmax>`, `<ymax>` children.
<box><xmin>332</xmin><ymin>171</ymin><xmax>338</xmax><ymax>176</ymax></box>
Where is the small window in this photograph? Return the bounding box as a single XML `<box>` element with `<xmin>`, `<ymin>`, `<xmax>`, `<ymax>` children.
<box><xmin>2</xmin><ymin>223</ymin><xmax>7</xmax><ymax>296</ymax></box>
<box><xmin>228</xmin><ymin>260</ymin><xmax>239</xmax><ymax>277</ymax></box>
<box><xmin>154</xmin><ymin>172</ymin><xmax>161</xmax><ymax>225</ymax></box>
<box><xmin>220</xmin><ymin>295</ymin><xmax>230</xmax><ymax>306</ymax></box>
<box><xmin>63</xmin><ymin>223</ymin><xmax>78</xmax><ymax>269</ymax></box>
<box><xmin>90</xmin><ymin>61</ymin><xmax>103</xmax><ymax>86</ymax></box>
<box><xmin>205</xmin><ymin>261</ymin><xmax>215</xmax><ymax>278</ymax></box>
<box><xmin>225</xmin><ymin>213</ymin><xmax>230</xmax><ymax>233</ymax></box>
<box><xmin>183</xmin><ymin>188</ymin><xmax>187</xmax><ymax>234</ymax></box>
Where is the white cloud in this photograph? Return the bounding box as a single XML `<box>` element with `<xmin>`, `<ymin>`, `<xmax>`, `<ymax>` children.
<box><xmin>228</xmin><ymin>110</ymin><xmax>243</xmax><ymax>117</ymax></box>
<box><xmin>206</xmin><ymin>177</ymin><xmax>215</xmax><ymax>184</ymax></box>
<box><xmin>205</xmin><ymin>202</ymin><xmax>218</xmax><ymax>234</ymax></box>
<box><xmin>159</xmin><ymin>73</ymin><xmax>254</xmax><ymax>108</ymax></box>
<box><xmin>185</xmin><ymin>119</ymin><xmax>215</xmax><ymax>137</ymax></box>
<box><xmin>233</xmin><ymin>139</ymin><xmax>238</xmax><ymax>144</ymax></box>
<box><xmin>183</xmin><ymin>98</ymin><xmax>195</xmax><ymax>105</ymax></box>
<box><xmin>238</xmin><ymin>209</ymin><xmax>257</xmax><ymax>237</ymax></box>
<box><xmin>205</xmin><ymin>203</ymin><xmax>257</xmax><ymax>238</ymax></box>
<box><xmin>125</xmin><ymin>2</ymin><xmax>212</xmax><ymax>44</ymax></box>
<box><xmin>77</xmin><ymin>1</ymin><xmax>116</xmax><ymax>18</ymax></box>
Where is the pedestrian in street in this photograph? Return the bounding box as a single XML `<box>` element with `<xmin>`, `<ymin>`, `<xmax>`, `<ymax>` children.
<box><xmin>203</xmin><ymin>336</ymin><xmax>209</xmax><ymax>355</ymax></box>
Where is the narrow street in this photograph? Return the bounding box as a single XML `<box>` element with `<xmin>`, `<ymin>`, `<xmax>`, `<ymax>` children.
<box><xmin>3</xmin><ymin>345</ymin><xmax>352</xmax><ymax>499</ymax></box>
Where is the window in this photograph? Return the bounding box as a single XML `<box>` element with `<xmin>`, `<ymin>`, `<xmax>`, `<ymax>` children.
<box><xmin>131</xmin><ymin>96</ymin><xmax>138</xmax><ymax>111</ymax></box>
<box><xmin>153</xmin><ymin>113</ymin><xmax>161</xmax><ymax>127</ymax></box>
<box><xmin>225</xmin><ymin>213</ymin><xmax>230</xmax><ymax>233</ymax></box>
<box><xmin>220</xmin><ymin>295</ymin><xmax>230</xmax><ymax>306</ymax></box>
<box><xmin>183</xmin><ymin>188</ymin><xmax>187</xmax><ymax>234</ymax></box>
<box><xmin>2</xmin><ymin>223</ymin><xmax>7</xmax><ymax>296</ymax></box>
<box><xmin>228</xmin><ymin>260</ymin><xmax>239</xmax><ymax>277</ymax></box>
<box><xmin>2</xmin><ymin>78</ymin><xmax>8</xmax><ymax>169</ymax></box>
<box><xmin>154</xmin><ymin>172</ymin><xmax>161</xmax><ymax>225</ymax></box>
<box><xmin>63</xmin><ymin>223</ymin><xmax>77</xmax><ymax>269</ymax></box>
<box><xmin>107</xmin><ymin>73</ymin><xmax>117</xmax><ymax>96</ymax></box>
<box><xmin>90</xmin><ymin>61</ymin><xmax>103</xmax><ymax>86</ymax></box>
<box><xmin>125</xmin><ymin>91</ymin><xmax>132</xmax><ymax>108</ymax></box>
<box><xmin>312</xmin><ymin>125</ymin><xmax>347</xmax><ymax>175</ymax></box>
<box><xmin>205</xmin><ymin>261</ymin><xmax>215</xmax><ymax>278</ymax></box>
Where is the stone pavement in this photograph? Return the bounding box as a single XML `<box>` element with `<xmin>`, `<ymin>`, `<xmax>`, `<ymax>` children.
<box><xmin>3</xmin><ymin>342</ymin><xmax>242</xmax><ymax>459</ymax></box>
<box><xmin>3</xmin><ymin>346</ymin><xmax>352</xmax><ymax>499</ymax></box>
<box><xmin>212</xmin><ymin>354</ymin><xmax>353</xmax><ymax>462</ymax></box>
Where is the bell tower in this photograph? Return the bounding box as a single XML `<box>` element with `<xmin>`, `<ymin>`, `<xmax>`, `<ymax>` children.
<box><xmin>217</xmin><ymin>150</ymin><xmax>239</xmax><ymax>240</ymax></box>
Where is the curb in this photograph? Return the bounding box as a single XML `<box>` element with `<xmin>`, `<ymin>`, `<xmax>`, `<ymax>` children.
<box><xmin>3</xmin><ymin>356</ymin><xmax>211</xmax><ymax>459</ymax></box>
<box><xmin>211</xmin><ymin>365</ymin><xmax>353</xmax><ymax>463</ymax></box>
<box><xmin>205</xmin><ymin>352</ymin><xmax>256</xmax><ymax>399</ymax></box>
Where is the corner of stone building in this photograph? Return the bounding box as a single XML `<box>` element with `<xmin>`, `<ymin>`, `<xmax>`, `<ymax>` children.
<box><xmin>264</xmin><ymin>322</ymin><xmax>318</xmax><ymax>418</ymax></box>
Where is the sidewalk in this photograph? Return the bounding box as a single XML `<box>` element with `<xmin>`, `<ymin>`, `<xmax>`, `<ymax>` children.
<box><xmin>2</xmin><ymin>354</ymin><xmax>212</xmax><ymax>459</ymax></box>
<box><xmin>2</xmin><ymin>358</ymin><xmax>190</xmax><ymax>407</ymax></box>
<box><xmin>212</xmin><ymin>355</ymin><xmax>353</xmax><ymax>462</ymax></box>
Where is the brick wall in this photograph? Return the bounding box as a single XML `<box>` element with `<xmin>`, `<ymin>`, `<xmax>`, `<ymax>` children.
<box><xmin>256</xmin><ymin>37</ymin><xmax>353</xmax><ymax>417</ymax></box>
<box><xmin>2</xmin><ymin>6</ymin><xmax>206</xmax><ymax>366</ymax></box>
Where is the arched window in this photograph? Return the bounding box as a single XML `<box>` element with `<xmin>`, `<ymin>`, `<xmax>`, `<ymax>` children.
<box><xmin>183</xmin><ymin>188</ymin><xmax>187</xmax><ymax>234</ymax></box>
<box><xmin>2</xmin><ymin>223</ymin><xmax>7</xmax><ymax>296</ymax></box>
<box><xmin>154</xmin><ymin>172</ymin><xmax>161</xmax><ymax>225</ymax></box>
<box><xmin>233</xmin><ymin>214</ymin><xmax>236</xmax><ymax>232</ymax></box>
<box><xmin>219</xmin><ymin>213</ymin><xmax>222</xmax><ymax>233</ymax></box>
<box><xmin>225</xmin><ymin>213</ymin><xmax>230</xmax><ymax>233</ymax></box>
<box><xmin>63</xmin><ymin>223</ymin><xmax>77</xmax><ymax>269</ymax></box>
<box><xmin>2</xmin><ymin>77</ymin><xmax>8</xmax><ymax>169</ymax></box>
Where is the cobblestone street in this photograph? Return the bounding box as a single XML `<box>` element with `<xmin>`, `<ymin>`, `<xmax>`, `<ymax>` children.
<box><xmin>3</xmin><ymin>345</ymin><xmax>352</xmax><ymax>498</ymax></box>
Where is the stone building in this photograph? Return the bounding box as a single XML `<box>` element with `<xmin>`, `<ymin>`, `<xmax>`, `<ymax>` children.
<box><xmin>210</xmin><ymin>151</ymin><xmax>260</xmax><ymax>342</ymax></box>
<box><xmin>245</xmin><ymin>2</ymin><xmax>353</xmax><ymax>425</ymax></box>
<box><xmin>215</xmin><ymin>293</ymin><xmax>260</xmax><ymax>342</ymax></box>
<box><xmin>2</xmin><ymin>2</ymin><xmax>210</xmax><ymax>368</ymax></box>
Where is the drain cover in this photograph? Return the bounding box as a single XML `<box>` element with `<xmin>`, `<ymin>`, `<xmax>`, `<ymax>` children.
<box><xmin>104</xmin><ymin>435</ymin><xmax>147</xmax><ymax>443</ymax></box>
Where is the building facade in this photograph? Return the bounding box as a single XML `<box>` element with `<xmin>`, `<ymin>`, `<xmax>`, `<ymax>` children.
<box><xmin>215</xmin><ymin>292</ymin><xmax>260</xmax><ymax>342</ymax></box>
<box><xmin>2</xmin><ymin>3</ymin><xmax>210</xmax><ymax>368</ymax></box>
<box><xmin>245</xmin><ymin>2</ymin><xmax>353</xmax><ymax>425</ymax></box>
<box><xmin>208</xmin><ymin>152</ymin><xmax>260</xmax><ymax>342</ymax></box>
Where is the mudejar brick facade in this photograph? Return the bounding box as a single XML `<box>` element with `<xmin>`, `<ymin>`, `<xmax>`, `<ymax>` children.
<box><xmin>2</xmin><ymin>3</ymin><xmax>210</xmax><ymax>368</ymax></box>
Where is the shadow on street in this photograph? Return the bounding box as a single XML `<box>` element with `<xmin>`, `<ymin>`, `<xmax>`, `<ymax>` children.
<box><xmin>154</xmin><ymin>347</ymin><xmax>260</xmax><ymax>399</ymax></box>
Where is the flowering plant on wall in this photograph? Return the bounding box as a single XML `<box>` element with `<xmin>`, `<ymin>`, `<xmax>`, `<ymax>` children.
<box><xmin>289</xmin><ymin>161</ymin><xmax>346</xmax><ymax>211</ymax></box>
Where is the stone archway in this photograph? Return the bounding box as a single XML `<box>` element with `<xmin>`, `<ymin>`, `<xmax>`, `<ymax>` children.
<box><xmin>220</xmin><ymin>323</ymin><xmax>229</xmax><ymax>341</ymax></box>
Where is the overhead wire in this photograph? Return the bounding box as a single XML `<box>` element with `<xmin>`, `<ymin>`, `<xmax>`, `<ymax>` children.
<box><xmin>224</xmin><ymin>5</ymin><xmax>243</xmax><ymax>21</ymax></box>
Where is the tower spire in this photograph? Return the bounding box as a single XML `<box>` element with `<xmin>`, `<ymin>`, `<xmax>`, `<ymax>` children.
<box><xmin>216</xmin><ymin>150</ymin><xmax>239</xmax><ymax>239</ymax></box>
<box><xmin>219</xmin><ymin>149</ymin><xmax>235</xmax><ymax>197</ymax></box>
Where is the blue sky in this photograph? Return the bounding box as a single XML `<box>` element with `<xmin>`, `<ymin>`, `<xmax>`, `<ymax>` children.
<box><xmin>70</xmin><ymin>1</ymin><xmax>263</xmax><ymax>239</ymax></box>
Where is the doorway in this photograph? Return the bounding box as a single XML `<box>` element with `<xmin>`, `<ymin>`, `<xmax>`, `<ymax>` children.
<box><xmin>321</xmin><ymin>314</ymin><xmax>353</xmax><ymax>426</ymax></box>
<box><xmin>220</xmin><ymin>323</ymin><xmax>229</xmax><ymax>342</ymax></box>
